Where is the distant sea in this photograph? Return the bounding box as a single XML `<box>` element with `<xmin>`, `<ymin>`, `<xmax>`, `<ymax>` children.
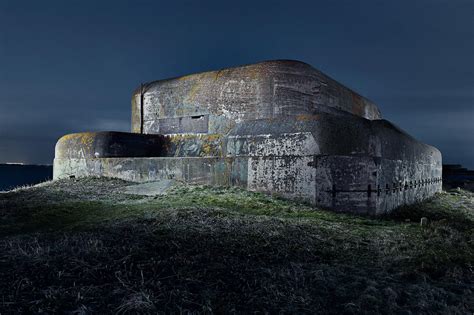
<box><xmin>0</xmin><ymin>164</ymin><xmax>53</xmax><ymax>191</ymax></box>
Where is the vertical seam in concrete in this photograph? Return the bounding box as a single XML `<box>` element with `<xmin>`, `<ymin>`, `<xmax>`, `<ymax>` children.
<box><xmin>140</xmin><ymin>83</ymin><xmax>144</xmax><ymax>134</ymax></box>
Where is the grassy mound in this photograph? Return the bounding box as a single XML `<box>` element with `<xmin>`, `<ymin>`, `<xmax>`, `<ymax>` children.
<box><xmin>0</xmin><ymin>178</ymin><xmax>472</xmax><ymax>313</ymax></box>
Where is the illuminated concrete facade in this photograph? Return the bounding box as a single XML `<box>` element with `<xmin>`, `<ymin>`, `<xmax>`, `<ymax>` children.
<box><xmin>54</xmin><ymin>60</ymin><xmax>442</xmax><ymax>214</ymax></box>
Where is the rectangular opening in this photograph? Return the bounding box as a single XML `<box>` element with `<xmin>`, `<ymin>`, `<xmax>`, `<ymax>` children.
<box><xmin>157</xmin><ymin>114</ymin><xmax>209</xmax><ymax>134</ymax></box>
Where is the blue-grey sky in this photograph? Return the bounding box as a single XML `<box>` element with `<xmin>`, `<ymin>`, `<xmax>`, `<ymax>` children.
<box><xmin>0</xmin><ymin>0</ymin><xmax>473</xmax><ymax>167</ymax></box>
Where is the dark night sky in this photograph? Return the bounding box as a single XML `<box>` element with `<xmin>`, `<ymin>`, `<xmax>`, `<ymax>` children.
<box><xmin>0</xmin><ymin>0</ymin><xmax>473</xmax><ymax>167</ymax></box>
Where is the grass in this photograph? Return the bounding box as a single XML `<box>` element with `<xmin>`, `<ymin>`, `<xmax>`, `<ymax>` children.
<box><xmin>0</xmin><ymin>177</ymin><xmax>472</xmax><ymax>313</ymax></box>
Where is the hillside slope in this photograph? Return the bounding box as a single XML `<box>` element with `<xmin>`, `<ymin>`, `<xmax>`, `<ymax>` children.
<box><xmin>0</xmin><ymin>178</ymin><xmax>472</xmax><ymax>313</ymax></box>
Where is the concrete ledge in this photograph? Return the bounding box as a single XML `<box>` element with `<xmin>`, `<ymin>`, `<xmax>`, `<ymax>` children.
<box><xmin>55</xmin><ymin>131</ymin><xmax>167</xmax><ymax>159</ymax></box>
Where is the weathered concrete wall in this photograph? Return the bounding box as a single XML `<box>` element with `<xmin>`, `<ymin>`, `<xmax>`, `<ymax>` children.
<box><xmin>131</xmin><ymin>60</ymin><xmax>381</xmax><ymax>135</ymax></box>
<box><xmin>54</xmin><ymin>114</ymin><xmax>442</xmax><ymax>215</ymax></box>
<box><xmin>54</xmin><ymin>59</ymin><xmax>442</xmax><ymax>215</ymax></box>
<box><xmin>54</xmin><ymin>157</ymin><xmax>232</xmax><ymax>186</ymax></box>
<box><xmin>54</xmin><ymin>154</ymin><xmax>442</xmax><ymax>216</ymax></box>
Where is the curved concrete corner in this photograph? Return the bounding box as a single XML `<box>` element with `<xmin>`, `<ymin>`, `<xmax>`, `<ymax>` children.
<box><xmin>54</xmin><ymin>132</ymin><xmax>167</xmax><ymax>179</ymax></box>
<box><xmin>55</xmin><ymin>131</ymin><xmax>167</xmax><ymax>159</ymax></box>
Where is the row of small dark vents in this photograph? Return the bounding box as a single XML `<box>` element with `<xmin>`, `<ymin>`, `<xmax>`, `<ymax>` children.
<box><xmin>326</xmin><ymin>177</ymin><xmax>442</xmax><ymax>197</ymax></box>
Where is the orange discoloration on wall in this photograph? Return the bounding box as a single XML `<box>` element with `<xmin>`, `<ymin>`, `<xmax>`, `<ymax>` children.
<box><xmin>187</xmin><ymin>81</ymin><xmax>202</xmax><ymax>103</ymax></box>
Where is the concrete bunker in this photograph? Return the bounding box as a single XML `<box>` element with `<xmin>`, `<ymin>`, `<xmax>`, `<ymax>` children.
<box><xmin>54</xmin><ymin>60</ymin><xmax>442</xmax><ymax>215</ymax></box>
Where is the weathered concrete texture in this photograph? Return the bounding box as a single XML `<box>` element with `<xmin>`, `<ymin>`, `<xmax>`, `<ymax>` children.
<box><xmin>55</xmin><ymin>132</ymin><xmax>167</xmax><ymax>159</ymax></box>
<box><xmin>131</xmin><ymin>60</ymin><xmax>381</xmax><ymax>135</ymax></box>
<box><xmin>54</xmin><ymin>157</ymin><xmax>233</xmax><ymax>186</ymax></box>
<box><xmin>54</xmin><ymin>115</ymin><xmax>441</xmax><ymax>215</ymax></box>
<box><xmin>54</xmin><ymin>59</ymin><xmax>442</xmax><ymax>215</ymax></box>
